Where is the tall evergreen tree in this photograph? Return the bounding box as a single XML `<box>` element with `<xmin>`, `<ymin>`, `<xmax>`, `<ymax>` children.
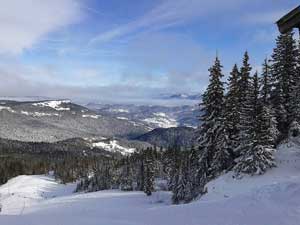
<box><xmin>224</xmin><ymin>64</ymin><xmax>241</xmax><ymax>157</ymax></box>
<box><xmin>270</xmin><ymin>32</ymin><xmax>298</xmax><ymax>135</ymax></box>
<box><xmin>197</xmin><ymin>57</ymin><xmax>232</xmax><ymax>196</ymax></box>
<box><xmin>144</xmin><ymin>150</ymin><xmax>155</xmax><ymax>196</ymax></box>
<box><xmin>120</xmin><ymin>157</ymin><xmax>133</xmax><ymax>191</ymax></box>
<box><xmin>235</xmin><ymin>72</ymin><xmax>276</xmax><ymax>176</ymax></box>
<box><xmin>187</xmin><ymin>145</ymin><xmax>200</xmax><ymax>198</ymax></box>
<box><xmin>260</xmin><ymin>59</ymin><xmax>279</xmax><ymax>143</ymax></box>
<box><xmin>172</xmin><ymin>156</ymin><xmax>193</xmax><ymax>204</ymax></box>
<box><xmin>236</xmin><ymin>52</ymin><xmax>253</xmax><ymax>156</ymax></box>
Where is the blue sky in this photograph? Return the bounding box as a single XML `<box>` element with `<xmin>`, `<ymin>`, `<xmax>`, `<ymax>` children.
<box><xmin>0</xmin><ymin>0</ymin><xmax>299</xmax><ymax>103</ymax></box>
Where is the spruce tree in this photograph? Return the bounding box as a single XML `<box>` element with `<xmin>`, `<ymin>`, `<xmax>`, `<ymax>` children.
<box><xmin>197</xmin><ymin>57</ymin><xmax>232</xmax><ymax>196</ymax></box>
<box><xmin>235</xmin><ymin>71</ymin><xmax>276</xmax><ymax>176</ymax></box>
<box><xmin>236</xmin><ymin>51</ymin><xmax>253</xmax><ymax>157</ymax></box>
<box><xmin>261</xmin><ymin>58</ymin><xmax>272</xmax><ymax>105</ymax></box>
<box><xmin>224</xmin><ymin>64</ymin><xmax>241</xmax><ymax>157</ymax></box>
<box><xmin>270</xmin><ymin>31</ymin><xmax>298</xmax><ymax>135</ymax></box>
<box><xmin>120</xmin><ymin>157</ymin><xmax>133</xmax><ymax>191</ymax></box>
<box><xmin>144</xmin><ymin>150</ymin><xmax>155</xmax><ymax>196</ymax></box>
<box><xmin>187</xmin><ymin>145</ymin><xmax>200</xmax><ymax>199</ymax></box>
<box><xmin>260</xmin><ymin>59</ymin><xmax>279</xmax><ymax>143</ymax></box>
<box><xmin>172</xmin><ymin>154</ymin><xmax>193</xmax><ymax>204</ymax></box>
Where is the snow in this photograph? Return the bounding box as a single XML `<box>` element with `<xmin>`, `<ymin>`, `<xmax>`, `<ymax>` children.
<box><xmin>1</xmin><ymin>139</ymin><xmax>300</xmax><ymax>224</ymax></box>
<box><xmin>110</xmin><ymin>108</ymin><xmax>129</xmax><ymax>113</ymax></box>
<box><xmin>92</xmin><ymin>140</ymin><xmax>135</xmax><ymax>155</ymax></box>
<box><xmin>143</xmin><ymin>112</ymin><xmax>178</xmax><ymax>128</ymax></box>
<box><xmin>153</xmin><ymin>112</ymin><xmax>167</xmax><ymax>117</ymax></box>
<box><xmin>82</xmin><ymin>114</ymin><xmax>100</xmax><ymax>119</ymax></box>
<box><xmin>117</xmin><ymin>117</ymin><xmax>128</xmax><ymax>120</ymax></box>
<box><xmin>32</xmin><ymin>100</ymin><xmax>71</xmax><ymax>111</ymax></box>
<box><xmin>0</xmin><ymin>175</ymin><xmax>76</xmax><ymax>215</ymax></box>
<box><xmin>0</xmin><ymin>106</ymin><xmax>15</xmax><ymax>113</ymax></box>
<box><xmin>20</xmin><ymin>111</ymin><xmax>59</xmax><ymax>117</ymax></box>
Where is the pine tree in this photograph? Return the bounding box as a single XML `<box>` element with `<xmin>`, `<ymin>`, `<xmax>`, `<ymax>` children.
<box><xmin>137</xmin><ymin>157</ymin><xmax>145</xmax><ymax>191</ymax></box>
<box><xmin>144</xmin><ymin>150</ymin><xmax>155</xmax><ymax>196</ymax></box>
<box><xmin>224</xmin><ymin>64</ymin><xmax>241</xmax><ymax>157</ymax></box>
<box><xmin>236</xmin><ymin>52</ymin><xmax>253</xmax><ymax>157</ymax></box>
<box><xmin>172</xmin><ymin>169</ymin><xmax>186</xmax><ymax>204</ymax></box>
<box><xmin>120</xmin><ymin>157</ymin><xmax>133</xmax><ymax>191</ymax></box>
<box><xmin>270</xmin><ymin>32</ymin><xmax>298</xmax><ymax>135</ymax></box>
<box><xmin>164</xmin><ymin>145</ymin><xmax>181</xmax><ymax>191</ymax></box>
<box><xmin>261</xmin><ymin>58</ymin><xmax>272</xmax><ymax>105</ymax></box>
<box><xmin>235</xmin><ymin>71</ymin><xmax>276</xmax><ymax>176</ymax></box>
<box><xmin>172</xmin><ymin>155</ymin><xmax>193</xmax><ymax>204</ymax></box>
<box><xmin>197</xmin><ymin>57</ymin><xmax>232</xmax><ymax>196</ymax></box>
<box><xmin>187</xmin><ymin>145</ymin><xmax>200</xmax><ymax>198</ymax></box>
<box><xmin>260</xmin><ymin>59</ymin><xmax>279</xmax><ymax>144</ymax></box>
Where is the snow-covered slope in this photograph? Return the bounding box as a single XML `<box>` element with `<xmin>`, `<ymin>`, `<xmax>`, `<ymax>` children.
<box><xmin>1</xmin><ymin>140</ymin><xmax>300</xmax><ymax>225</ymax></box>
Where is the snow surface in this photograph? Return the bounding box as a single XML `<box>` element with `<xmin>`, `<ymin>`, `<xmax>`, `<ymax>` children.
<box><xmin>32</xmin><ymin>100</ymin><xmax>71</xmax><ymax>111</ymax></box>
<box><xmin>92</xmin><ymin>140</ymin><xmax>135</xmax><ymax>155</ymax></box>
<box><xmin>117</xmin><ymin>117</ymin><xmax>129</xmax><ymax>120</ymax></box>
<box><xmin>0</xmin><ymin>106</ymin><xmax>15</xmax><ymax>113</ymax></box>
<box><xmin>20</xmin><ymin>111</ymin><xmax>60</xmax><ymax>117</ymax></box>
<box><xmin>110</xmin><ymin>108</ymin><xmax>129</xmax><ymax>113</ymax></box>
<box><xmin>1</xmin><ymin>140</ymin><xmax>300</xmax><ymax>225</ymax></box>
<box><xmin>82</xmin><ymin>114</ymin><xmax>100</xmax><ymax>119</ymax></box>
<box><xmin>143</xmin><ymin>112</ymin><xmax>178</xmax><ymax>128</ymax></box>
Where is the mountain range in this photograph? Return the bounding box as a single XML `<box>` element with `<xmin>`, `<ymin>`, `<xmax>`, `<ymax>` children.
<box><xmin>0</xmin><ymin>99</ymin><xmax>200</xmax><ymax>154</ymax></box>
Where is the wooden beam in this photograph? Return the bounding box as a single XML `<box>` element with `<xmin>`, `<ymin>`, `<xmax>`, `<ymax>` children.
<box><xmin>277</xmin><ymin>6</ymin><xmax>300</xmax><ymax>34</ymax></box>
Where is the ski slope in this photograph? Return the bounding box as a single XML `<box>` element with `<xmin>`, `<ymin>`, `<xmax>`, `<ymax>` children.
<box><xmin>1</xmin><ymin>140</ymin><xmax>300</xmax><ymax>225</ymax></box>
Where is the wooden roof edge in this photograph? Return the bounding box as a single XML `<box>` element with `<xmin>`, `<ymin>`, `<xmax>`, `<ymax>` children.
<box><xmin>276</xmin><ymin>5</ymin><xmax>300</xmax><ymax>25</ymax></box>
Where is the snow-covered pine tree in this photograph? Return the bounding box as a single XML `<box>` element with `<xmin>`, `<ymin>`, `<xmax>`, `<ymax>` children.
<box><xmin>291</xmin><ymin>77</ymin><xmax>300</xmax><ymax>137</ymax></box>
<box><xmin>172</xmin><ymin>155</ymin><xmax>193</xmax><ymax>204</ymax></box>
<box><xmin>120</xmin><ymin>157</ymin><xmax>134</xmax><ymax>191</ymax></box>
<box><xmin>196</xmin><ymin>57</ymin><xmax>232</xmax><ymax>196</ymax></box>
<box><xmin>270</xmin><ymin>32</ymin><xmax>298</xmax><ymax>136</ymax></box>
<box><xmin>235</xmin><ymin>52</ymin><xmax>253</xmax><ymax>157</ymax></box>
<box><xmin>260</xmin><ymin>59</ymin><xmax>279</xmax><ymax>144</ymax></box>
<box><xmin>164</xmin><ymin>145</ymin><xmax>181</xmax><ymax>191</ymax></box>
<box><xmin>144</xmin><ymin>150</ymin><xmax>155</xmax><ymax>196</ymax></box>
<box><xmin>172</xmin><ymin>167</ymin><xmax>186</xmax><ymax>204</ymax></box>
<box><xmin>235</xmin><ymin>72</ymin><xmax>276</xmax><ymax>176</ymax></box>
<box><xmin>290</xmin><ymin>41</ymin><xmax>300</xmax><ymax>135</ymax></box>
<box><xmin>261</xmin><ymin>58</ymin><xmax>272</xmax><ymax>105</ymax></box>
<box><xmin>224</xmin><ymin>64</ymin><xmax>241</xmax><ymax>157</ymax></box>
<box><xmin>187</xmin><ymin>145</ymin><xmax>200</xmax><ymax>199</ymax></box>
<box><xmin>137</xmin><ymin>157</ymin><xmax>145</xmax><ymax>191</ymax></box>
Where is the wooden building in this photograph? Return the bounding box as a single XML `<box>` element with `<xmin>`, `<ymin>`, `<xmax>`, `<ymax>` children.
<box><xmin>277</xmin><ymin>6</ymin><xmax>300</xmax><ymax>34</ymax></box>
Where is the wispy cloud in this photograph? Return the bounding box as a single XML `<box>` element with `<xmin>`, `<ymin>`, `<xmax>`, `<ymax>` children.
<box><xmin>90</xmin><ymin>0</ymin><xmax>246</xmax><ymax>44</ymax></box>
<box><xmin>0</xmin><ymin>0</ymin><xmax>83</xmax><ymax>55</ymax></box>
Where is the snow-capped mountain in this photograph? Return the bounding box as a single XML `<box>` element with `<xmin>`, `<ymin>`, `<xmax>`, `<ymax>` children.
<box><xmin>159</xmin><ymin>93</ymin><xmax>202</xmax><ymax>100</ymax></box>
<box><xmin>86</xmin><ymin>103</ymin><xmax>200</xmax><ymax>130</ymax></box>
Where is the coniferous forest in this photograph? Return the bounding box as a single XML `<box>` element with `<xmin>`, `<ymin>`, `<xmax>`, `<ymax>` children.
<box><xmin>1</xmin><ymin>31</ymin><xmax>300</xmax><ymax>205</ymax></box>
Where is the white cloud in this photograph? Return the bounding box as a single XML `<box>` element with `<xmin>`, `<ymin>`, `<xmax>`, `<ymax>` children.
<box><xmin>90</xmin><ymin>0</ymin><xmax>246</xmax><ymax>44</ymax></box>
<box><xmin>0</xmin><ymin>0</ymin><xmax>82</xmax><ymax>55</ymax></box>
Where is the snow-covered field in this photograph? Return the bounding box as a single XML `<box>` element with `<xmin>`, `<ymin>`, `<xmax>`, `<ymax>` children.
<box><xmin>92</xmin><ymin>139</ymin><xmax>136</xmax><ymax>155</ymax></box>
<box><xmin>1</xmin><ymin>140</ymin><xmax>300</xmax><ymax>225</ymax></box>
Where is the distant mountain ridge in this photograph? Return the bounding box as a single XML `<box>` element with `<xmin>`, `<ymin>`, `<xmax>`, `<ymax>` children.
<box><xmin>159</xmin><ymin>93</ymin><xmax>202</xmax><ymax>100</ymax></box>
<box><xmin>87</xmin><ymin>103</ymin><xmax>200</xmax><ymax>130</ymax></box>
<box><xmin>0</xmin><ymin>100</ymin><xmax>148</xmax><ymax>143</ymax></box>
